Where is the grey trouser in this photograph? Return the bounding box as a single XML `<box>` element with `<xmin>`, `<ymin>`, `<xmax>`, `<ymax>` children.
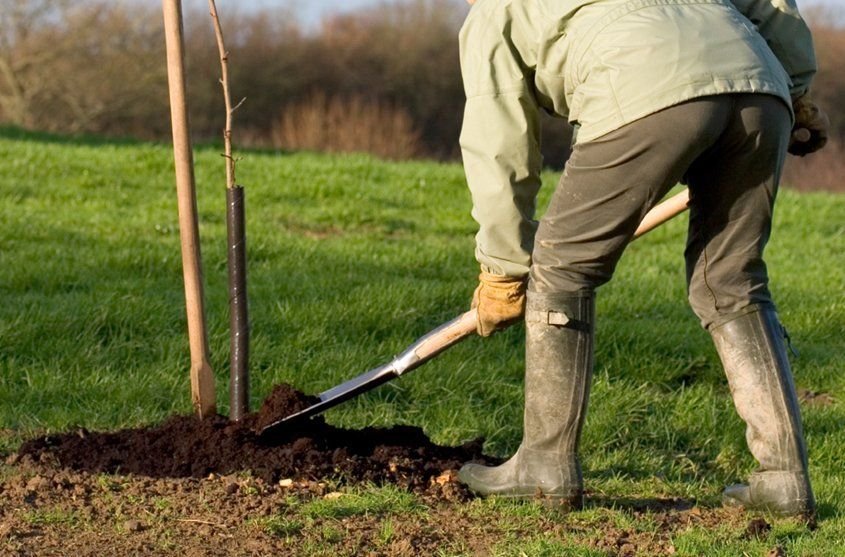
<box><xmin>529</xmin><ymin>94</ymin><xmax>792</xmax><ymax>328</ymax></box>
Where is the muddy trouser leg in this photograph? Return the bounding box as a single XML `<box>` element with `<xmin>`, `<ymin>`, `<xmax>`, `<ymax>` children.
<box><xmin>683</xmin><ymin>95</ymin><xmax>814</xmax><ymax>517</ymax></box>
<box><xmin>462</xmin><ymin>96</ymin><xmax>747</xmax><ymax>503</ymax></box>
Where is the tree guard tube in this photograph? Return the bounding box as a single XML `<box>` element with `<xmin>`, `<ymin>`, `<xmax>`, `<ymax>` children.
<box><xmin>227</xmin><ymin>185</ymin><xmax>249</xmax><ymax>421</ymax></box>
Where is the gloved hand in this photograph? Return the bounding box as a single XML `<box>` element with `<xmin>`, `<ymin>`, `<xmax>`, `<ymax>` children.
<box><xmin>471</xmin><ymin>270</ymin><xmax>527</xmax><ymax>337</ymax></box>
<box><xmin>789</xmin><ymin>94</ymin><xmax>829</xmax><ymax>157</ymax></box>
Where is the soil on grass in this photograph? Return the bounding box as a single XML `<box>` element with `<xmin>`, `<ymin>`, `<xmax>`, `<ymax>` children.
<box><xmin>3</xmin><ymin>385</ymin><xmax>808</xmax><ymax>556</ymax></box>
<box><xmin>0</xmin><ymin>453</ymin><xmax>783</xmax><ymax>557</ymax></box>
<box><xmin>17</xmin><ymin>383</ymin><xmax>494</xmax><ymax>495</ymax></box>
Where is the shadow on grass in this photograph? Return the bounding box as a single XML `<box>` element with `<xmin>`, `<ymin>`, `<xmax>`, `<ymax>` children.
<box><xmin>587</xmin><ymin>495</ymin><xmax>699</xmax><ymax>513</ymax></box>
<box><xmin>0</xmin><ymin>125</ymin><xmax>298</xmax><ymax>157</ymax></box>
<box><xmin>0</xmin><ymin>125</ymin><xmax>145</xmax><ymax>148</ymax></box>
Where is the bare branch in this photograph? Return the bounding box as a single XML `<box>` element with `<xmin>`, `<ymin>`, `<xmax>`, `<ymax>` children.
<box><xmin>208</xmin><ymin>0</ymin><xmax>237</xmax><ymax>189</ymax></box>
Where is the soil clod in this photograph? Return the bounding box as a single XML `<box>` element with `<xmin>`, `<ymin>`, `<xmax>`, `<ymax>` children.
<box><xmin>124</xmin><ymin>519</ymin><xmax>144</xmax><ymax>533</ymax></box>
<box><xmin>745</xmin><ymin>517</ymin><xmax>772</xmax><ymax>539</ymax></box>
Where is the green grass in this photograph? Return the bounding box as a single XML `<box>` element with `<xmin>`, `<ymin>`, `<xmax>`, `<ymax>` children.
<box><xmin>1</xmin><ymin>127</ymin><xmax>844</xmax><ymax>554</ymax></box>
<box><xmin>252</xmin><ymin>484</ymin><xmax>424</xmax><ymax>550</ymax></box>
<box><xmin>256</xmin><ymin>515</ymin><xmax>305</xmax><ymax>538</ymax></box>
<box><xmin>22</xmin><ymin>508</ymin><xmax>83</xmax><ymax>528</ymax></box>
<box><xmin>299</xmin><ymin>485</ymin><xmax>425</xmax><ymax>519</ymax></box>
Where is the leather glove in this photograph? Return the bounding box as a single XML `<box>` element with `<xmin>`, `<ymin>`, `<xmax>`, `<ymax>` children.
<box><xmin>471</xmin><ymin>270</ymin><xmax>527</xmax><ymax>337</ymax></box>
<box><xmin>789</xmin><ymin>94</ymin><xmax>829</xmax><ymax>157</ymax></box>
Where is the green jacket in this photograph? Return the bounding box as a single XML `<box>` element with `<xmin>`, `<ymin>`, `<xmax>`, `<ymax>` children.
<box><xmin>460</xmin><ymin>0</ymin><xmax>816</xmax><ymax>277</ymax></box>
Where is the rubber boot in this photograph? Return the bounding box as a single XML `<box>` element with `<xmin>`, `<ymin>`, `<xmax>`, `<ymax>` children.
<box><xmin>711</xmin><ymin>305</ymin><xmax>815</xmax><ymax>518</ymax></box>
<box><xmin>459</xmin><ymin>291</ymin><xmax>594</xmax><ymax>508</ymax></box>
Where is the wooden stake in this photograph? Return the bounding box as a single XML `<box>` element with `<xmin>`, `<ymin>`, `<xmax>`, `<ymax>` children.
<box><xmin>162</xmin><ymin>0</ymin><xmax>216</xmax><ymax>419</ymax></box>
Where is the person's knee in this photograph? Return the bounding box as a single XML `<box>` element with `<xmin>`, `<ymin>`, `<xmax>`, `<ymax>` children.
<box><xmin>530</xmin><ymin>237</ymin><xmax>623</xmax><ymax>294</ymax></box>
<box><xmin>686</xmin><ymin>238</ymin><xmax>773</xmax><ymax>329</ymax></box>
<box><xmin>687</xmin><ymin>280</ymin><xmax>774</xmax><ymax>330</ymax></box>
<box><xmin>529</xmin><ymin>261</ymin><xmax>611</xmax><ymax>294</ymax></box>
<box><xmin>693</xmin><ymin>301</ymin><xmax>777</xmax><ymax>331</ymax></box>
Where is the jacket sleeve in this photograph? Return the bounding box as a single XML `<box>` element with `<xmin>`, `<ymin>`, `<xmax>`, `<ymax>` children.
<box><xmin>459</xmin><ymin>11</ymin><xmax>542</xmax><ymax>278</ymax></box>
<box><xmin>730</xmin><ymin>0</ymin><xmax>817</xmax><ymax>97</ymax></box>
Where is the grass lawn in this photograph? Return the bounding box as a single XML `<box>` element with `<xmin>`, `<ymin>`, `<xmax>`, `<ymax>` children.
<box><xmin>1</xmin><ymin>127</ymin><xmax>844</xmax><ymax>555</ymax></box>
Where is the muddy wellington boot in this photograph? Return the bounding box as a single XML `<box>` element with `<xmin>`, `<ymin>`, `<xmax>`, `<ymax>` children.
<box><xmin>459</xmin><ymin>291</ymin><xmax>594</xmax><ymax>508</ymax></box>
<box><xmin>711</xmin><ymin>305</ymin><xmax>815</xmax><ymax>518</ymax></box>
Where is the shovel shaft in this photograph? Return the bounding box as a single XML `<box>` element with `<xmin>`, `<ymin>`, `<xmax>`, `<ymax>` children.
<box><xmin>635</xmin><ymin>189</ymin><xmax>690</xmax><ymax>237</ymax></box>
<box><xmin>392</xmin><ymin>309</ymin><xmax>478</xmax><ymax>374</ymax></box>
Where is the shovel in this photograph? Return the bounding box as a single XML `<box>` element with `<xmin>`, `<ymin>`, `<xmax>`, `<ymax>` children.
<box><xmin>259</xmin><ymin>189</ymin><xmax>690</xmax><ymax>436</ymax></box>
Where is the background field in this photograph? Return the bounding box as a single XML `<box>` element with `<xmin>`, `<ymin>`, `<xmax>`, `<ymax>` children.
<box><xmin>2</xmin><ymin>0</ymin><xmax>844</xmax><ymax>190</ymax></box>
<box><xmin>1</xmin><ymin>129</ymin><xmax>844</xmax><ymax>555</ymax></box>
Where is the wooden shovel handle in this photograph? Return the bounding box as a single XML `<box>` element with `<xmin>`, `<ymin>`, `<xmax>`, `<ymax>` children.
<box><xmin>410</xmin><ymin>308</ymin><xmax>479</xmax><ymax>363</ymax></box>
<box><xmin>634</xmin><ymin>189</ymin><xmax>690</xmax><ymax>237</ymax></box>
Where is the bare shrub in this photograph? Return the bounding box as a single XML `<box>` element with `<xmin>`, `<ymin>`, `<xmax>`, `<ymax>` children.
<box><xmin>783</xmin><ymin>139</ymin><xmax>845</xmax><ymax>192</ymax></box>
<box><xmin>181</xmin><ymin>4</ymin><xmax>308</xmax><ymax>142</ymax></box>
<box><xmin>271</xmin><ymin>92</ymin><xmax>421</xmax><ymax>160</ymax></box>
<box><xmin>777</xmin><ymin>6</ymin><xmax>845</xmax><ymax>192</ymax></box>
<box><xmin>0</xmin><ymin>1</ymin><xmax>167</xmax><ymax>138</ymax></box>
<box><xmin>1</xmin><ymin>0</ymin><xmax>843</xmax><ymax>174</ymax></box>
<box><xmin>311</xmin><ymin>0</ymin><xmax>466</xmax><ymax>158</ymax></box>
<box><xmin>804</xmin><ymin>7</ymin><xmax>845</xmax><ymax>139</ymax></box>
<box><xmin>177</xmin><ymin>0</ymin><xmax>465</xmax><ymax>158</ymax></box>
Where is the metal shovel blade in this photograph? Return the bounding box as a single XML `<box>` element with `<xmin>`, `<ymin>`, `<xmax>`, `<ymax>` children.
<box><xmin>258</xmin><ymin>310</ymin><xmax>478</xmax><ymax>437</ymax></box>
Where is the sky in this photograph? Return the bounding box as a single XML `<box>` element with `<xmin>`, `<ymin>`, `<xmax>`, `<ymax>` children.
<box><xmin>172</xmin><ymin>0</ymin><xmax>842</xmax><ymax>27</ymax></box>
<box><xmin>254</xmin><ymin>0</ymin><xmax>386</xmax><ymax>21</ymax></box>
<box><xmin>180</xmin><ymin>0</ymin><xmax>398</xmax><ymax>25</ymax></box>
<box><xmin>252</xmin><ymin>0</ymin><xmax>845</xmax><ymax>25</ymax></box>
<box><xmin>234</xmin><ymin>0</ymin><xmax>844</xmax><ymax>13</ymax></box>
<box><xmin>183</xmin><ymin>0</ymin><xmax>843</xmax><ymax>20</ymax></box>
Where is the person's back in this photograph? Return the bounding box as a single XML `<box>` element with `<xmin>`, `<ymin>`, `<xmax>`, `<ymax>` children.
<box><xmin>462</xmin><ymin>0</ymin><xmax>814</xmax><ymax>150</ymax></box>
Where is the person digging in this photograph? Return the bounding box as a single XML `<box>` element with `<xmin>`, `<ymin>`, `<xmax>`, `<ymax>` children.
<box><xmin>458</xmin><ymin>0</ymin><xmax>829</xmax><ymax>519</ymax></box>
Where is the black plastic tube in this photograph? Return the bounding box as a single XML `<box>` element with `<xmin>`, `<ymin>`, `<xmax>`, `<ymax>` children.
<box><xmin>226</xmin><ymin>185</ymin><xmax>249</xmax><ymax>421</ymax></box>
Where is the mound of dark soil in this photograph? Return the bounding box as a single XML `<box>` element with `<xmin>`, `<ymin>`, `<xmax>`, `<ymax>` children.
<box><xmin>254</xmin><ymin>383</ymin><xmax>320</xmax><ymax>431</ymax></box>
<box><xmin>18</xmin><ymin>384</ymin><xmax>495</xmax><ymax>493</ymax></box>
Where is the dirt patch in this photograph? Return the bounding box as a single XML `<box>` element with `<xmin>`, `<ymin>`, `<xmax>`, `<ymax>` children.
<box><xmin>17</xmin><ymin>384</ymin><xmax>493</xmax><ymax>495</ymax></box>
<box><xmin>798</xmin><ymin>388</ymin><xmax>836</xmax><ymax>407</ymax></box>
<box><xmin>0</xmin><ymin>454</ymin><xmax>763</xmax><ymax>557</ymax></box>
<box><xmin>1</xmin><ymin>459</ymin><xmax>466</xmax><ymax>557</ymax></box>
